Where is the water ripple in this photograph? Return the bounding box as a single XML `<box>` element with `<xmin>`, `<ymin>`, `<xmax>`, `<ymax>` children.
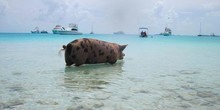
<box><xmin>178</xmin><ymin>70</ymin><xmax>200</xmax><ymax>75</ymax></box>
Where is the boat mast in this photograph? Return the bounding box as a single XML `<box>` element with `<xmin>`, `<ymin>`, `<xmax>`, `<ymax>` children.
<box><xmin>199</xmin><ymin>22</ymin><xmax>202</xmax><ymax>35</ymax></box>
<box><xmin>91</xmin><ymin>24</ymin><xmax>93</xmax><ymax>33</ymax></box>
<box><xmin>90</xmin><ymin>24</ymin><xmax>94</xmax><ymax>34</ymax></box>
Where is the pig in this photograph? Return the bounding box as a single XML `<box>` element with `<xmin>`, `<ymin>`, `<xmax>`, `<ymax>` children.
<box><xmin>62</xmin><ymin>38</ymin><xmax>127</xmax><ymax>66</ymax></box>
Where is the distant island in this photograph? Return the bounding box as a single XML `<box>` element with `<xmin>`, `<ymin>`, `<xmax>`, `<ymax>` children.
<box><xmin>113</xmin><ymin>31</ymin><xmax>124</xmax><ymax>34</ymax></box>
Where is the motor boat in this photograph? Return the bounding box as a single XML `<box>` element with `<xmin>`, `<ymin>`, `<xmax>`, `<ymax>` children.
<box><xmin>52</xmin><ymin>25</ymin><xmax>65</xmax><ymax>34</ymax></box>
<box><xmin>58</xmin><ymin>23</ymin><xmax>83</xmax><ymax>35</ymax></box>
<box><xmin>31</xmin><ymin>27</ymin><xmax>40</xmax><ymax>33</ymax></box>
<box><xmin>139</xmin><ymin>27</ymin><xmax>148</xmax><ymax>37</ymax></box>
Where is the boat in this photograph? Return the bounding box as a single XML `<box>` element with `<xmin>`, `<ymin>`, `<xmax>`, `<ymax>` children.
<box><xmin>139</xmin><ymin>27</ymin><xmax>148</xmax><ymax>37</ymax></box>
<box><xmin>40</xmin><ymin>30</ymin><xmax>48</xmax><ymax>34</ymax></box>
<box><xmin>59</xmin><ymin>31</ymin><xmax>83</xmax><ymax>35</ymax></box>
<box><xmin>197</xmin><ymin>23</ymin><xmax>211</xmax><ymax>37</ymax></box>
<box><xmin>59</xmin><ymin>23</ymin><xmax>83</xmax><ymax>35</ymax></box>
<box><xmin>52</xmin><ymin>25</ymin><xmax>65</xmax><ymax>34</ymax></box>
<box><xmin>90</xmin><ymin>31</ymin><xmax>94</xmax><ymax>34</ymax></box>
<box><xmin>197</xmin><ymin>23</ymin><xmax>212</xmax><ymax>37</ymax></box>
<box><xmin>198</xmin><ymin>22</ymin><xmax>203</xmax><ymax>36</ymax></box>
<box><xmin>196</xmin><ymin>23</ymin><xmax>217</xmax><ymax>37</ymax></box>
<box><xmin>90</xmin><ymin>24</ymin><xmax>94</xmax><ymax>34</ymax></box>
<box><xmin>159</xmin><ymin>27</ymin><xmax>172</xmax><ymax>36</ymax></box>
<box><xmin>31</xmin><ymin>27</ymin><xmax>40</xmax><ymax>33</ymax></box>
<box><xmin>31</xmin><ymin>27</ymin><xmax>48</xmax><ymax>34</ymax></box>
<box><xmin>198</xmin><ymin>33</ymin><xmax>219</xmax><ymax>37</ymax></box>
<box><xmin>211</xmin><ymin>33</ymin><xmax>216</xmax><ymax>37</ymax></box>
<box><xmin>163</xmin><ymin>27</ymin><xmax>172</xmax><ymax>36</ymax></box>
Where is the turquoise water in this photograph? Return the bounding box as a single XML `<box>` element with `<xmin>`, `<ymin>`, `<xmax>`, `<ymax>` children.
<box><xmin>0</xmin><ymin>33</ymin><xmax>220</xmax><ymax>110</ymax></box>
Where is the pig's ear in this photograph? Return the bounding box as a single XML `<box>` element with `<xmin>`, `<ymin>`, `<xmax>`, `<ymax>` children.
<box><xmin>119</xmin><ymin>45</ymin><xmax>127</xmax><ymax>51</ymax></box>
<box><xmin>63</xmin><ymin>45</ymin><xmax>66</xmax><ymax>49</ymax></box>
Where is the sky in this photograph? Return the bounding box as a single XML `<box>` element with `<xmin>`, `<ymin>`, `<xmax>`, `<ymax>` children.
<box><xmin>0</xmin><ymin>0</ymin><xmax>220</xmax><ymax>35</ymax></box>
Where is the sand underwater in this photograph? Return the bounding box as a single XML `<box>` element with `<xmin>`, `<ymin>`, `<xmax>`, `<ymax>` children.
<box><xmin>0</xmin><ymin>33</ymin><xmax>220</xmax><ymax>110</ymax></box>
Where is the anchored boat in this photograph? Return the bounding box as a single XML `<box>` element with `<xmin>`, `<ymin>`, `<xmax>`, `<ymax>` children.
<box><xmin>52</xmin><ymin>24</ymin><xmax>82</xmax><ymax>35</ymax></box>
<box><xmin>139</xmin><ymin>27</ymin><xmax>148</xmax><ymax>37</ymax></box>
<box><xmin>52</xmin><ymin>25</ymin><xmax>65</xmax><ymax>34</ymax></box>
<box><xmin>31</xmin><ymin>27</ymin><xmax>40</xmax><ymax>33</ymax></box>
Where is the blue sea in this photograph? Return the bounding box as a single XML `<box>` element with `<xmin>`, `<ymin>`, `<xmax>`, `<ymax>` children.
<box><xmin>0</xmin><ymin>33</ymin><xmax>220</xmax><ymax>110</ymax></box>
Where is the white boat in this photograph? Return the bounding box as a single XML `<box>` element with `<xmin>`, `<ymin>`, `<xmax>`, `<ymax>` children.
<box><xmin>160</xmin><ymin>27</ymin><xmax>172</xmax><ymax>36</ymax></box>
<box><xmin>163</xmin><ymin>27</ymin><xmax>172</xmax><ymax>36</ymax></box>
<box><xmin>59</xmin><ymin>23</ymin><xmax>83</xmax><ymax>35</ymax></box>
<box><xmin>59</xmin><ymin>30</ymin><xmax>83</xmax><ymax>35</ymax></box>
<box><xmin>52</xmin><ymin>25</ymin><xmax>65</xmax><ymax>34</ymax></box>
<box><xmin>139</xmin><ymin>27</ymin><xmax>148</xmax><ymax>37</ymax></box>
<box><xmin>31</xmin><ymin>27</ymin><xmax>40</xmax><ymax>33</ymax></box>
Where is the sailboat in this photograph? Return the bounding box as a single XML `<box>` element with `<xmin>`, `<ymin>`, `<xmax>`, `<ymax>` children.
<box><xmin>90</xmin><ymin>24</ymin><xmax>94</xmax><ymax>34</ymax></box>
<box><xmin>197</xmin><ymin>23</ymin><xmax>219</xmax><ymax>37</ymax></box>
<box><xmin>197</xmin><ymin>23</ymin><xmax>211</xmax><ymax>37</ymax></box>
<box><xmin>198</xmin><ymin>23</ymin><xmax>202</xmax><ymax>36</ymax></box>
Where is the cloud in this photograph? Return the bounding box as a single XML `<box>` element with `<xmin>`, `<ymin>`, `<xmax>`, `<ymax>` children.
<box><xmin>153</xmin><ymin>0</ymin><xmax>164</xmax><ymax>17</ymax></box>
<box><xmin>0</xmin><ymin>0</ymin><xmax>8</xmax><ymax>16</ymax></box>
<box><xmin>87</xmin><ymin>0</ymin><xmax>157</xmax><ymax>33</ymax></box>
<box><xmin>37</xmin><ymin>0</ymin><xmax>95</xmax><ymax>25</ymax></box>
<box><xmin>207</xmin><ymin>10</ymin><xmax>220</xmax><ymax>17</ymax></box>
<box><xmin>0</xmin><ymin>0</ymin><xmax>220</xmax><ymax>35</ymax></box>
<box><xmin>37</xmin><ymin>0</ymin><xmax>68</xmax><ymax>22</ymax></box>
<box><xmin>202</xmin><ymin>2</ymin><xmax>220</xmax><ymax>11</ymax></box>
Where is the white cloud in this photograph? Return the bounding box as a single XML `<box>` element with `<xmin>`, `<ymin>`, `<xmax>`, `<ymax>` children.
<box><xmin>153</xmin><ymin>0</ymin><xmax>164</xmax><ymax>17</ymax></box>
<box><xmin>0</xmin><ymin>0</ymin><xmax>220</xmax><ymax>35</ymax></box>
<box><xmin>202</xmin><ymin>2</ymin><xmax>220</xmax><ymax>11</ymax></box>
<box><xmin>37</xmin><ymin>0</ymin><xmax>68</xmax><ymax>22</ymax></box>
<box><xmin>207</xmin><ymin>10</ymin><xmax>220</xmax><ymax>17</ymax></box>
<box><xmin>0</xmin><ymin>0</ymin><xmax>8</xmax><ymax>16</ymax></box>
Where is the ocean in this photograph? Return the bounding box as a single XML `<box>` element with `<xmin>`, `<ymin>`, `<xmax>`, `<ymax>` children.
<box><xmin>0</xmin><ymin>33</ymin><xmax>220</xmax><ymax>110</ymax></box>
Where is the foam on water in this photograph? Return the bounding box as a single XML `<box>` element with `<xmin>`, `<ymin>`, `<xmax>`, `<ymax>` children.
<box><xmin>0</xmin><ymin>33</ymin><xmax>220</xmax><ymax>109</ymax></box>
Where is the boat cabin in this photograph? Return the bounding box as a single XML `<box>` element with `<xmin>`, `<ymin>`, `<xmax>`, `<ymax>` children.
<box><xmin>139</xmin><ymin>27</ymin><xmax>148</xmax><ymax>37</ymax></box>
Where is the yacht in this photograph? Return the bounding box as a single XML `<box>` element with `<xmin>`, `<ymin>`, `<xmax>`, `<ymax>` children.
<box><xmin>31</xmin><ymin>27</ymin><xmax>40</xmax><ymax>33</ymax></box>
<box><xmin>59</xmin><ymin>23</ymin><xmax>83</xmax><ymax>35</ymax></box>
<box><xmin>52</xmin><ymin>25</ymin><xmax>65</xmax><ymax>34</ymax></box>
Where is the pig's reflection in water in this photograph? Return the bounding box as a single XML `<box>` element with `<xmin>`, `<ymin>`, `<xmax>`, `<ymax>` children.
<box><xmin>63</xmin><ymin>61</ymin><xmax>124</xmax><ymax>90</ymax></box>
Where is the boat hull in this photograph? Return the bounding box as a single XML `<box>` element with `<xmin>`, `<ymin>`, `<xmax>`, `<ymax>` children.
<box><xmin>41</xmin><ymin>31</ymin><xmax>48</xmax><ymax>34</ymax></box>
<box><xmin>52</xmin><ymin>30</ymin><xmax>61</xmax><ymax>34</ymax></box>
<box><xmin>59</xmin><ymin>31</ymin><xmax>83</xmax><ymax>35</ymax></box>
<box><xmin>163</xmin><ymin>33</ymin><xmax>171</xmax><ymax>36</ymax></box>
<box><xmin>139</xmin><ymin>35</ymin><xmax>148</xmax><ymax>37</ymax></box>
<box><xmin>31</xmin><ymin>31</ymin><xmax>40</xmax><ymax>34</ymax></box>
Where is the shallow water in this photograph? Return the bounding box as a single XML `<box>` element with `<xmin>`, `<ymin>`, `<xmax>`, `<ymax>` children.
<box><xmin>0</xmin><ymin>33</ymin><xmax>220</xmax><ymax>110</ymax></box>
